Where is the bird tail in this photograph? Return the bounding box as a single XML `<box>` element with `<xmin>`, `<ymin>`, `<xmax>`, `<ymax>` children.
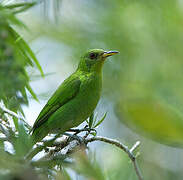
<box><xmin>31</xmin><ymin>125</ymin><xmax>49</xmax><ymax>143</ymax></box>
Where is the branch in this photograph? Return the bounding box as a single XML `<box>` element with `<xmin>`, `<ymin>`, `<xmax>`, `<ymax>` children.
<box><xmin>25</xmin><ymin>134</ymin><xmax>69</xmax><ymax>161</ymax></box>
<box><xmin>30</xmin><ymin>139</ymin><xmax>77</xmax><ymax>168</ymax></box>
<box><xmin>0</xmin><ymin>124</ymin><xmax>10</xmax><ymax>138</ymax></box>
<box><xmin>129</xmin><ymin>141</ymin><xmax>143</xmax><ymax>180</ymax></box>
<box><xmin>31</xmin><ymin>133</ymin><xmax>143</xmax><ymax>180</ymax></box>
<box><xmin>86</xmin><ymin>136</ymin><xmax>143</xmax><ymax>180</ymax></box>
<box><xmin>0</xmin><ymin>105</ymin><xmax>31</xmax><ymax>129</ymax></box>
<box><xmin>27</xmin><ymin>124</ymin><xmax>144</xmax><ymax>180</ymax></box>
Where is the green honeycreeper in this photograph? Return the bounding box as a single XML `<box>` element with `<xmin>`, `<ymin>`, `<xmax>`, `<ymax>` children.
<box><xmin>32</xmin><ymin>49</ymin><xmax>118</xmax><ymax>142</ymax></box>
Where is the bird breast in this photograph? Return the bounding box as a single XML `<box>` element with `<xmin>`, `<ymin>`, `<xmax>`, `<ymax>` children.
<box><xmin>76</xmin><ymin>73</ymin><xmax>102</xmax><ymax>118</ymax></box>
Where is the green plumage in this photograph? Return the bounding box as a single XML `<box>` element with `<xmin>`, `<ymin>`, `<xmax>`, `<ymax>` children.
<box><xmin>32</xmin><ymin>49</ymin><xmax>118</xmax><ymax>142</ymax></box>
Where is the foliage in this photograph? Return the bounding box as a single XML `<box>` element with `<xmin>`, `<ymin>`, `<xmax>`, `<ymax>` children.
<box><xmin>1</xmin><ymin>0</ymin><xmax>183</xmax><ymax>180</ymax></box>
<box><xmin>0</xmin><ymin>1</ymin><xmax>43</xmax><ymax>114</ymax></box>
<box><xmin>0</xmin><ymin>105</ymin><xmax>141</xmax><ymax>180</ymax></box>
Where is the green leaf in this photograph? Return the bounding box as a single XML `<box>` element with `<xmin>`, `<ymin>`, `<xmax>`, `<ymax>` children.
<box><xmin>26</xmin><ymin>84</ymin><xmax>39</xmax><ymax>102</ymax></box>
<box><xmin>14</xmin><ymin>122</ymin><xmax>33</xmax><ymax>157</ymax></box>
<box><xmin>12</xmin><ymin>28</ymin><xmax>44</xmax><ymax>76</ymax></box>
<box><xmin>21</xmin><ymin>87</ymin><xmax>29</xmax><ymax>105</ymax></box>
<box><xmin>93</xmin><ymin>112</ymin><xmax>107</xmax><ymax>128</ymax></box>
<box><xmin>90</xmin><ymin>132</ymin><xmax>97</xmax><ymax>136</ymax></box>
<box><xmin>12</xmin><ymin>117</ymin><xmax>18</xmax><ymax>131</ymax></box>
<box><xmin>5</xmin><ymin>2</ymin><xmax>36</xmax><ymax>14</ymax></box>
<box><xmin>92</xmin><ymin>112</ymin><xmax>98</xmax><ymax>127</ymax></box>
<box><xmin>18</xmin><ymin>36</ymin><xmax>44</xmax><ymax>76</ymax></box>
<box><xmin>117</xmin><ymin>97</ymin><xmax>183</xmax><ymax>146</ymax></box>
<box><xmin>88</xmin><ymin>113</ymin><xmax>94</xmax><ymax>128</ymax></box>
<box><xmin>56</xmin><ymin>168</ymin><xmax>72</xmax><ymax>180</ymax></box>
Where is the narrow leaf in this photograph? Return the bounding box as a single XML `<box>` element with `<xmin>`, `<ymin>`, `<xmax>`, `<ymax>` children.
<box><xmin>11</xmin><ymin>28</ymin><xmax>44</xmax><ymax>76</ymax></box>
<box><xmin>89</xmin><ymin>113</ymin><xmax>94</xmax><ymax>128</ymax></box>
<box><xmin>26</xmin><ymin>84</ymin><xmax>39</xmax><ymax>102</ymax></box>
<box><xmin>93</xmin><ymin>112</ymin><xmax>107</xmax><ymax>128</ymax></box>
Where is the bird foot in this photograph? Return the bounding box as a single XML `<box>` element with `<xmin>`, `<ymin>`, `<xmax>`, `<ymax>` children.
<box><xmin>64</xmin><ymin>133</ymin><xmax>85</xmax><ymax>145</ymax></box>
<box><xmin>67</xmin><ymin>127</ymin><xmax>97</xmax><ymax>135</ymax></box>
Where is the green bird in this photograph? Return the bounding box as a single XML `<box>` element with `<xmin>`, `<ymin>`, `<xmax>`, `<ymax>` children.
<box><xmin>32</xmin><ymin>49</ymin><xmax>118</xmax><ymax>142</ymax></box>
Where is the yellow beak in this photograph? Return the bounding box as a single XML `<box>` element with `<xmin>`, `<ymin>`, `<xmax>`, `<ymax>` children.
<box><xmin>102</xmin><ymin>50</ymin><xmax>119</xmax><ymax>58</ymax></box>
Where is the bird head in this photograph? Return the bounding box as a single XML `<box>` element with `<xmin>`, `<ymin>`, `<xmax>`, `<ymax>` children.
<box><xmin>78</xmin><ymin>49</ymin><xmax>119</xmax><ymax>73</ymax></box>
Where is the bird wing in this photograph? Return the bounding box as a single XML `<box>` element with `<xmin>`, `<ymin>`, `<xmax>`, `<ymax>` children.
<box><xmin>32</xmin><ymin>75</ymin><xmax>81</xmax><ymax>132</ymax></box>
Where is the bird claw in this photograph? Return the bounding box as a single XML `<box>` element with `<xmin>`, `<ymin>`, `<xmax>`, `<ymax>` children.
<box><xmin>65</xmin><ymin>133</ymin><xmax>84</xmax><ymax>145</ymax></box>
<box><xmin>73</xmin><ymin>135</ymin><xmax>84</xmax><ymax>145</ymax></box>
<box><xmin>67</xmin><ymin>127</ymin><xmax>97</xmax><ymax>135</ymax></box>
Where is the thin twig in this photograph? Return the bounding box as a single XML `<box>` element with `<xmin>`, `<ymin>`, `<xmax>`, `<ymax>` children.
<box><xmin>67</xmin><ymin>128</ymin><xmax>96</xmax><ymax>134</ymax></box>
<box><xmin>0</xmin><ymin>124</ymin><xmax>10</xmax><ymax>138</ymax></box>
<box><xmin>86</xmin><ymin>136</ymin><xmax>135</xmax><ymax>160</ymax></box>
<box><xmin>86</xmin><ymin>136</ymin><xmax>143</xmax><ymax>180</ymax></box>
<box><xmin>130</xmin><ymin>141</ymin><xmax>140</xmax><ymax>153</ymax></box>
<box><xmin>133</xmin><ymin>159</ymin><xmax>143</xmax><ymax>180</ymax></box>
<box><xmin>0</xmin><ymin>105</ymin><xmax>31</xmax><ymax>129</ymax></box>
<box><xmin>130</xmin><ymin>141</ymin><xmax>143</xmax><ymax>180</ymax></box>
<box><xmin>28</xmin><ymin>130</ymin><xmax>143</xmax><ymax>180</ymax></box>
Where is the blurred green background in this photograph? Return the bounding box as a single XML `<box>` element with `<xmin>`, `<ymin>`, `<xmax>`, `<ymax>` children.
<box><xmin>1</xmin><ymin>0</ymin><xmax>183</xmax><ymax>179</ymax></box>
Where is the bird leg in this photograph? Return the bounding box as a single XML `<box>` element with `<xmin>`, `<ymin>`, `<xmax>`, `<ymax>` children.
<box><xmin>64</xmin><ymin>132</ymin><xmax>84</xmax><ymax>145</ymax></box>
<box><xmin>67</xmin><ymin>127</ymin><xmax>97</xmax><ymax>135</ymax></box>
<box><xmin>64</xmin><ymin>126</ymin><xmax>97</xmax><ymax>146</ymax></box>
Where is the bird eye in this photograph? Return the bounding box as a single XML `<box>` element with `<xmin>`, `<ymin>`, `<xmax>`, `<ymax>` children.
<box><xmin>89</xmin><ymin>53</ymin><xmax>97</xmax><ymax>60</ymax></box>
